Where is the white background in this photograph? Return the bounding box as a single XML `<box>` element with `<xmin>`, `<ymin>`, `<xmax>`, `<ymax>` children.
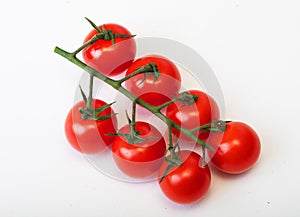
<box><xmin>0</xmin><ymin>0</ymin><xmax>299</xmax><ymax>216</ymax></box>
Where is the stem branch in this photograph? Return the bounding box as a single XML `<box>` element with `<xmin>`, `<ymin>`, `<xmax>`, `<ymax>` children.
<box><xmin>131</xmin><ymin>100</ymin><xmax>137</xmax><ymax>133</ymax></box>
<box><xmin>156</xmin><ymin>98</ymin><xmax>180</xmax><ymax>111</ymax></box>
<box><xmin>117</xmin><ymin>62</ymin><xmax>158</xmax><ymax>84</ymax></box>
<box><xmin>87</xmin><ymin>74</ymin><xmax>94</xmax><ymax>109</ymax></box>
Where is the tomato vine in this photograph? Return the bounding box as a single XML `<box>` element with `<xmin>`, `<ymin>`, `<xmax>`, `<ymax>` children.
<box><xmin>54</xmin><ymin>18</ymin><xmax>226</xmax><ymax>181</ymax></box>
<box><xmin>55</xmin><ymin>18</ymin><xmax>262</xmax><ymax>205</ymax></box>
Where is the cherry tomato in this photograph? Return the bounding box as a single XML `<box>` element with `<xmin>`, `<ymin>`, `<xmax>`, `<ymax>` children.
<box><xmin>125</xmin><ymin>55</ymin><xmax>181</xmax><ymax>106</ymax></box>
<box><xmin>208</xmin><ymin>121</ymin><xmax>261</xmax><ymax>174</ymax></box>
<box><xmin>166</xmin><ymin>90</ymin><xmax>220</xmax><ymax>142</ymax></box>
<box><xmin>112</xmin><ymin>121</ymin><xmax>166</xmax><ymax>178</ymax></box>
<box><xmin>158</xmin><ymin>150</ymin><xmax>211</xmax><ymax>204</ymax></box>
<box><xmin>82</xmin><ymin>23</ymin><xmax>136</xmax><ymax>76</ymax></box>
<box><xmin>65</xmin><ymin>99</ymin><xmax>117</xmax><ymax>154</ymax></box>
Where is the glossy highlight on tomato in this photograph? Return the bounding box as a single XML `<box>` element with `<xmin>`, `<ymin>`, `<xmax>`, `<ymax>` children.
<box><xmin>158</xmin><ymin>150</ymin><xmax>211</xmax><ymax>204</ymax></box>
<box><xmin>65</xmin><ymin>99</ymin><xmax>118</xmax><ymax>154</ymax></box>
<box><xmin>112</xmin><ymin>121</ymin><xmax>166</xmax><ymax>178</ymax></box>
<box><xmin>166</xmin><ymin>90</ymin><xmax>220</xmax><ymax>142</ymax></box>
<box><xmin>125</xmin><ymin>55</ymin><xmax>181</xmax><ymax>106</ymax></box>
<box><xmin>82</xmin><ymin>23</ymin><xmax>136</xmax><ymax>76</ymax></box>
<box><xmin>209</xmin><ymin>121</ymin><xmax>261</xmax><ymax>174</ymax></box>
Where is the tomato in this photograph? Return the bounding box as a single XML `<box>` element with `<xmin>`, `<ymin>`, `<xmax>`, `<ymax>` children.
<box><xmin>112</xmin><ymin>121</ymin><xmax>166</xmax><ymax>178</ymax></box>
<box><xmin>125</xmin><ymin>55</ymin><xmax>181</xmax><ymax>106</ymax></box>
<box><xmin>82</xmin><ymin>23</ymin><xmax>136</xmax><ymax>76</ymax></box>
<box><xmin>158</xmin><ymin>150</ymin><xmax>211</xmax><ymax>204</ymax></box>
<box><xmin>166</xmin><ymin>90</ymin><xmax>220</xmax><ymax>142</ymax></box>
<box><xmin>65</xmin><ymin>99</ymin><xmax>117</xmax><ymax>154</ymax></box>
<box><xmin>208</xmin><ymin>121</ymin><xmax>261</xmax><ymax>174</ymax></box>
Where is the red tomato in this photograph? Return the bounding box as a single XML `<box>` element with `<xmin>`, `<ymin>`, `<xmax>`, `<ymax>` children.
<box><xmin>166</xmin><ymin>90</ymin><xmax>220</xmax><ymax>142</ymax></box>
<box><xmin>125</xmin><ymin>55</ymin><xmax>181</xmax><ymax>106</ymax></box>
<box><xmin>65</xmin><ymin>99</ymin><xmax>117</xmax><ymax>154</ymax></box>
<box><xmin>208</xmin><ymin>121</ymin><xmax>261</xmax><ymax>174</ymax></box>
<box><xmin>112</xmin><ymin>121</ymin><xmax>166</xmax><ymax>178</ymax></box>
<box><xmin>158</xmin><ymin>150</ymin><xmax>211</xmax><ymax>204</ymax></box>
<box><xmin>82</xmin><ymin>23</ymin><xmax>136</xmax><ymax>76</ymax></box>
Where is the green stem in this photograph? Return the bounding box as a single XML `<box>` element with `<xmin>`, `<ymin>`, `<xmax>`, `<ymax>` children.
<box><xmin>54</xmin><ymin>47</ymin><xmax>118</xmax><ymax>87</ymax></box>
<box><xmin>72</xmin><ymin>33</ymin><xmax>105</xmax><ymax>55</ymax></box>
<box><xmin>156</xmin><ymin>98</ymin><xmax>180</xmax><ymax>111</ymax></box>
<box><xmin>87</xmin><ymin>74</ymin><xmax>94</xmax><ymax>110</ymax></box>
<box><xmin>131</xmin><ymin>100</ymin><xmax>137</xmax><ymax>133</ymax></box>
<box><xmin>117</xmin><ymin>69</ymin><xmax>143</xmax><ymax>84</ymax></box>
<box><xmin>168</xmin><ymin>122</ymin><xmax>173</xmax><ymax>147</ymax></box>
<box><xmin>201</xmin><ymin>145</ymin><xmax>206</xmax><ymax>168</ymax></box>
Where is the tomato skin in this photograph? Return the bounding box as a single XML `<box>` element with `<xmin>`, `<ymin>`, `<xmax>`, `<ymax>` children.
<box><xmin>125</xmin><ymin>55</ymin><xmax>181</xmax><ymax>106</ymax></box>
<box><xmin>112</xmin><ymin>121</ymin><xmax>166</xmax><ymax>178</ymax></box>
<box><xmin>209</xmin><ymin>122</ymin><xmax>261</xmax><ymax>174</ymax></box>
<box><xmin>64</xmin><ymin>100</ymin><xmax>117</xmax><ymax>154</ymax></box>
<box><xmin>158</xmin><ymin>151</ymin><xmax>211</xmax><ymax>204</ymax></box>
<box><xmin>82</xmin><ymin>23</ymin><xmax>136</xmax><ymax>76</ymax></box>
<box><xmin>166</xmin><ymin>90</ymin><xmax>220</xmax><ymax>142</ymax></box>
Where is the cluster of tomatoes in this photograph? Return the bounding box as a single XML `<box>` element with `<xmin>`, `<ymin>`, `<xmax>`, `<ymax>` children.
<box><xmin>61</xmin><ymin>19</ymin><xmax>261</xmax><ymax>205</ymax></box>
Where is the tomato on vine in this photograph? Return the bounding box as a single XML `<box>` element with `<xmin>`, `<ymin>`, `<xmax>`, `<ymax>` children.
<box><xmin>112</xmin><ymin>121</ymin><xmax>166</xmax><ymax>178</ymax></box>
<box><xmin>166</xmin><ymin>90</ymin><xmax>220</xmax><ymax>142</ymax></box>
<box><xmin>158</xmin><ymin>150</ymin><xmax>211</xmax><ymax>204</ymax></box>
<box><xmin>54</xmin><ymin>17</ymin><xmax>263</xmax><ymax>205</ymax></box>
<box><xmin>82</xmin><ymin>19</ymin><xmax>136</xmax><ymax>76</ymax></box>
<box><xmin>124</xmin><ymin>55</ymin><xmax>181</xmax><ymax>106</ymax></box>
<box><xmin>65</xmin><ymin>99</ymin><xmax>118</xmax><ymax>154</ymax></box>
<box><xmin>208</xmin><ymin>121</ymin><xmax>261</xmax><ymax>174</ymax></box>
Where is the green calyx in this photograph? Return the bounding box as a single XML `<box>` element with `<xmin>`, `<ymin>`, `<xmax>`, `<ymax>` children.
<box><xmin>191</xmin><ymin>120</ymin><xmax>228</xmax><ymax>133</ymax></box>
<box><xmin>85</xmin><ymin>17</ymin><xmax>135</xmax><ymax>45</ymax></box>
<box><xmin>109</xmin><ymin>100</ymin><xmax>156</xmax><ymax>145</ymax></box>
<box><xmin>136</xmin><ymin>62</ymin><xmax>160</xmax><ymax>85</ymax></box>
<box><xmin>115</xmin><ymin>130</ymin><xmax>154</xmax><ymax>145</ymax></box>
<box><xmin>78</xmin><ymin>84</ymin><xmax>116</xmax><ymax>121</ymax></box>
<box><xmin>109</xmin><ymin>111</ymin><xmax>156</xmax><ymax>144</ymax></box>
<box><xmin>78</xmin><ymin>102</ymin><xmax>117</xmax><ymax>121</ymax></box>
<box><xmin>177</xmin><ymin>91</ymin><xmax>198</xmax><ymax>106</ymax></box>
<box><xmin>155</xmin><ymin>91</ymin><xmax>198</xmax><ymax>111</ymax></box>
<box><xmin>117</xmin><ymin>62</ymin><xmax>161</xmax><ymax>85</ymax></box>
